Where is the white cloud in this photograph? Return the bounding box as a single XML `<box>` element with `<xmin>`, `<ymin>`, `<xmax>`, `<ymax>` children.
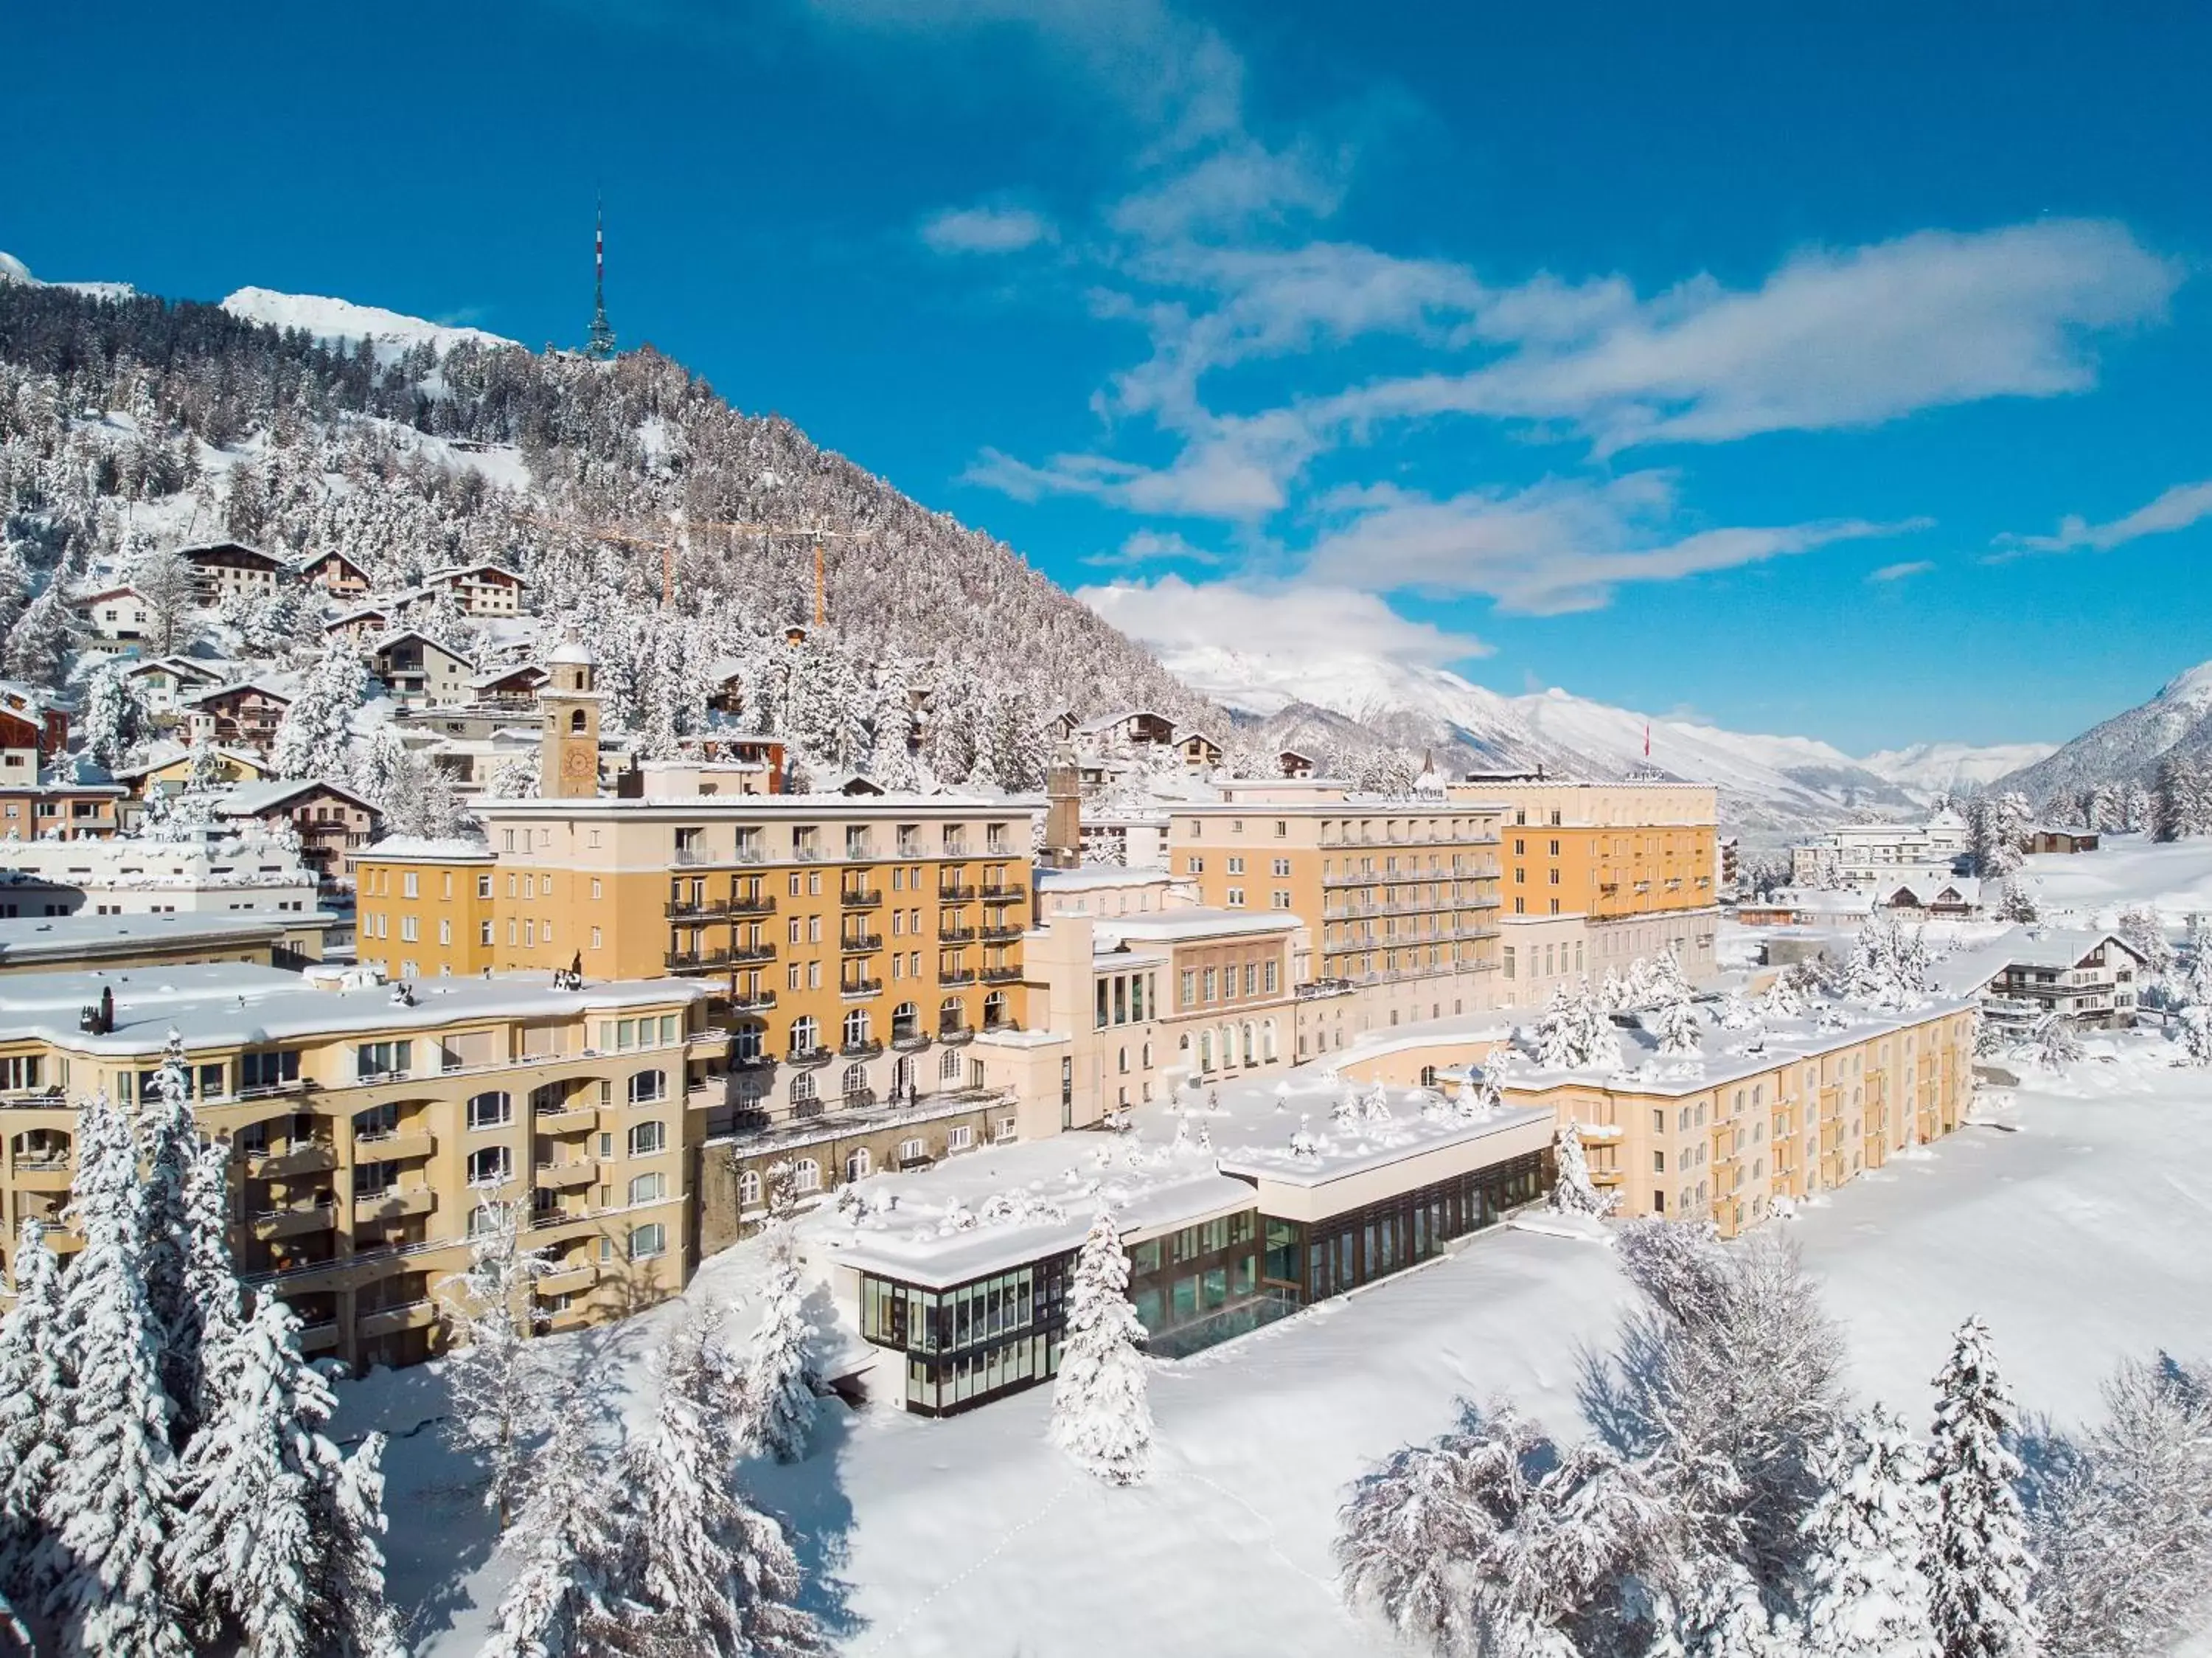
<box><xmin>1078</xmin><ymin>574</ymin><xmax>1488</xmax><ymax>666</ymax></box>
<box><xmin>920</xmin><ymin>204</ymin><xmax>1056</xmax><ymax>254</ymax></box>
<box><xmin>966</xmin><ymin>405</ymin><xmax>1323</xmax><ymax>517</ymax></box>
<box><xmin>1303</xmin><ymin>473</ymin><xmax>1923</xmax><ymax>614</ymax></box>
<box><xmin>2000</xmin><ymin>477</ymin><xmax>2212</xmax><ymax>555</ymax></box>
<box><xmin>1319</xmin><ymin>221</ymin><xmax>2180</xmax><ymax>453</ymax></box>
<box><xmin>1868</xmin><ymin>559</ymin><xmax>1936</xmax><ymax>583</ymax></box>
<box><xmin>1082</xmin><ymin>528</ymin><xmax>1222</xmax><ymax>566</ymax></box>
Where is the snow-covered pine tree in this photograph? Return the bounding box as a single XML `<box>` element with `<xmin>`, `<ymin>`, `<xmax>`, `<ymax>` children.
<box><xmin>0</xmin><ymin>1220</ymin><xmax>68</xmax><ymax>1595</ymax></box>
<box><xmin>1</xmin><ymin>587</ymin><xmax>77</xmax><ymax>687</ymax></box>
<box><xmin>2031</xmin><ymin>1015</ymin><xmax>2081</xmax><ymax>1070</ymax></box>
<box><xmin>44</xmin><ymin>1088</ymin><xmax>189</xmax><ymax>1658</ymax></box>
<box><xmin>351</xmin><ymin>724</ymin><xmax>410</xmax><ymax>815</ymax></box>
<box><xmin>2115</xmin><ymin>906</ymin><xmax>2173</xmax><ymax>982</ymax></box>
<box><xmin>1797</xmin><ymin>1408</ymin><xmax>1940</xmax><ymax>1658</ymax></box>
<box><xmin>135</xmin><ymin>1029</ymin><xmax>203</xmax><ymax>1428</ymax></box>
<box><xmin>164</xmin><ymin>1292</ymin><xmax>327</xmax><ymax>1657</ymax></box>
<box><xmin>1050</xmin><ymin>1209</ymin><xmax>1154</xmax><ymax>1486</ymax></box>
<box><xmin>1649</xmin><ymin>990</ymin><xmax>1705</xmax><ymax>1058</ymax></box>
<box><xmin>614</xmin><ymin>1311</ymin><xmax>826</xmax><ymax>1656</ymax></box>
<box><xmin>1924</xmin><ymin>1317</ymin><xmax>2038</xmax><ymax>1658</ymax></box>
<box><xmin>740</xmin><ymin>1227</ymin><xmax>818</xmax><ymax>1465</ymax></box>
<box><xmin>1995</xmin><ymin>884</ymin><xmax>2039</xmax><ymax>925</ymax></box>
<box><xmin>480</xmin><ymin>1382</ymin><xmax>626</xmax><ymax>1658</ymax></box>
<box><xmin>439</xmin><ymin>1199</ymin><xmax>554</xmax><ymax>1530</ymax></box>
<box><xmin>180</xmin><ymin>1136</ymin><xmax>242</xmax><ymax>1425</ymax></box>
<box><xmin>77</xmin><ymin>662</ymin><xmax>145</xmax><ymax>772</ymax></box>
<box><xmin>1548</xmin><ymin>1121</ymin><xmax>1616</xmax><ymax>1217</ymax></box>
<box><xmin>271</xmin><ymin>639</ymin><xmax>365</xmax><ymax>779</ymax></box>
<box><xmin>1535</xmin><ymin>982</ymin><xmax>1607</xmax><ymax>1070</ymax></box>
<box><xmin>127</xmin><ymin>541</ymin><xmax>198</xmax><ymax>656</ymax></box>
<box><xmin>2177</xmin><ymin>1005</ymin><xmax>2212</xmax><ymax>1066</ymax></box>
<box><xmin>303</xmin><ymin>1431</ymin><xmax>404</xmax><ymax>1658</ymax></box>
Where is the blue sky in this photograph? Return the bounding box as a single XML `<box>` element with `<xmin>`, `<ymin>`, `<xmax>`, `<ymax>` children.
<box><xmin>8</xmin><ymin>0</ymin><xmax>2210</xmax><ymax>752</ymax></box>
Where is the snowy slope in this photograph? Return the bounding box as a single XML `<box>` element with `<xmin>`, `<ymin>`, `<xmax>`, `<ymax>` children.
<box><xmin>219</xmin><ymin>287</ymin><xmax>517</xmax><ymax>355</ymax></box>
<box><xmin>1996</xmin><ymin>659</ymin><xmax>2212</xmax><ymax>802</ymax></box>
<box><xmin>0</xmin><ymin>249</ymin><xmax>136</xmax><ymax>301</ymax></box>
<box><xmin>1858</xmin><ymin>740</ymin><xmax>2058</xmax><ymax>795</ymax></box>
<box><xmin>1155</xmin><ymin>640</ymin><xmax>1920</xmax><ymax>830</ymax></box>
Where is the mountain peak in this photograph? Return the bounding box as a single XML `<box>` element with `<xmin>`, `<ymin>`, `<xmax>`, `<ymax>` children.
<box><xmin>219</xmin><ymin>287</ymin><xmax>518</xmax><ymax>355</ymax></box>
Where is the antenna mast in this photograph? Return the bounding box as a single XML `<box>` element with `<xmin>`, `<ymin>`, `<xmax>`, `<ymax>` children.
<box><xmin>586</xmin><ymin>194</ymin><xmax>617</xmax><ymax>360</ymax></box>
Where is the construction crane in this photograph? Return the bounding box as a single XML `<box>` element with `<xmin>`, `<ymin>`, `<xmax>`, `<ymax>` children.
<box><xmin>515</xmin><ymin>512</ymin><xmax>877</xmax><ymax>622</ymax></box>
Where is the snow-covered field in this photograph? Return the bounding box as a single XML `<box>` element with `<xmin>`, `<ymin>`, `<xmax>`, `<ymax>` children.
<box><xmin>2015</xmin><ymin>833</ymin><xmax>2212</xmax><ymax>925</ymax></box>
<box><xmin>353</xmin><ymin>1028</ymin><xmax>2212</xmax><ymax>1657</ymax></box>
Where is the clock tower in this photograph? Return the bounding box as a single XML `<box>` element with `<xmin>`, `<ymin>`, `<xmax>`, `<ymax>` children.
<box><xmin>539</xmin><ymin>640</ymin><xmax>605</xmax><ymax>799</ymax></box>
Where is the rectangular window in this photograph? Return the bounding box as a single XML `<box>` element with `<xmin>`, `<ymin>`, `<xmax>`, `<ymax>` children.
<box><xmin>1180</xmin><ymin>969</ymin><xmax>1197</xmax><ymax>1007</ymax></box>
<box><xmin>1203</xmin><ymin>967</ymin><xmax>1217</xmax><ymax>1002</ymax></box>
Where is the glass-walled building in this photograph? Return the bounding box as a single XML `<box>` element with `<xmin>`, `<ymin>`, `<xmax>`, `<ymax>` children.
<box><xmin>1259</xmin><ymin>1149</ymin><xmax>1545</xmax><ymax>1303</ymax></box>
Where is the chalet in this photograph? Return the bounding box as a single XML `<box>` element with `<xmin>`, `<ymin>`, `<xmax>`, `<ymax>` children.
<box><xmin>1877</xmin><ymin>875</ymin><xmax>1983</xmax><ymax>920</ymax></box>
<box><xmin>467</xmin><ymin>662</ymin><xmax>548</xmax><ymax>710</ymax></box>
<box><xmin>295</xmin><ymin>549</ymin><xmax>372</xmax><ymax>597</ymax></box>
<box><xmin>0</xmin><ymin>684</ymin><xmax>70</xmax><ymax>760</ymax></box>
<box><xmin>1077</xmin><ymin>709</ymin><xmax>1175</xmax><ymax>752</ymax></box>
<box><xmin>70</xmin><ymin>585</ymin><xmax>156</xmax><ymax>649</ymax></box>
<box><xmin>111</xmin><ymin>742</ymin><xmax>273</xmax><ymax>799</ymax></box>
<box><xmin>422</xmin><ymin>561</ymin><xmax>529</xmax><ymax>617</ymax></box>
<box><xmin>1932</xmin><ymin>926</ymin><xmax>2146</xmax><ymax>1033</ymax></box>
<box><xmin>212</xmin><ymin>780</ymin><xmax>380</xmax><ymax>890</ymax></box>
<box><xmin>184</xmin><ymin>681</ymin><xmax>294</xmax><ymax>752</ymax></box>
<box><xmin>705</xmin><ymin>658</ymin><xmax>750</xmax><ymax>717</ymax></box>
<box><xmin>121</xmin><ymin>656</ymin><xmax>225</xmax><ymax>718</ymax></box>
<box><xmin>2029</xmin><ymin>828</ymin><xmax>2101</xmax><ymax>855</ymax></box>
<box><xmin>324</xmin><ymin>606</ymin><xmax>392</xmax><ymax>645</ymax></box>
<box><xmin>369</xmin><ymin>631</ymin><xmax>475</xmax><ymax>707</ymax></box>
<box><xmin>1172</xmin><ymin>727</ymin><xmax>1222</xmax><ymax>771</ymax></box>
<box><xmin>1277</xmin><ymin>748</ymin><xmax>1317</xmax><ymax>779</ymax></box>
<box><xmin>179</xmin><ymin>541</ymin><xmax>292</xmax><ymax>604</ymax></box>
<box><xmin>1043</xmin><ymin>708</ymin><xmax>1080</xmax><ymax>743</ymax></box>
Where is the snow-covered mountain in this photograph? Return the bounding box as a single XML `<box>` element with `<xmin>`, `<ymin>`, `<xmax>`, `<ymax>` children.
<box><xmin>1994</xmin><ymin>660</ymin><xmax>2212</xmax><ymax>803</ymax></box>
<box><xmin>1858</xmin><ymin>740</ymin><xmax>2058</xmax><ymax>796</ymax></box>
<box><xmin>218</xmin><ymin>288</ymin><xmax>518</xmax><ymax>355</ymax></box>
<box><xmin>1149</xmin><ymin>639</ymin><xmax>1924</xmax><ymax>832</ymax></box>
<box><xmin>0</xmin><ymin>249</ymin><xmax>136</xmax><ymax>302</ymax></box>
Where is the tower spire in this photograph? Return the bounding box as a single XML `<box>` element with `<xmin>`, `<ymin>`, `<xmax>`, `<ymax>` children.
<box><xmin>586</xmin><ymin>193</ymin><xmax>617</xmax><ymax>360</ymax></box>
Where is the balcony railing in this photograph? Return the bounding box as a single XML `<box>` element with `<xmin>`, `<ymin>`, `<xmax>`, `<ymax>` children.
<box><xmin>891</xmin><ymin>1030</ymin><xmax>931</xmax><ymax>1052</ymax></box>
<box><xmin>937</xmin><ymin>1023</ymin><xmax>974</xmax><ymax>1044</ymax></box>
<box><xmin>938</xmin><ymin>926</ymin><xmax>976</xmax><ymax>943</ymax></box>
<box><xmin>787</xmin><ymin>1046</ymin><xmax>832</xmax><ymax>1069</ymax></box>
<box><xmin>249</xmin><ymin>1141</ymin><xmax>338</xmax><ymax>1180</ymax></box>
<box><xmin>841</xmin><ymin>887</ymin><xmax>884</xmax><ymax>909</ymax></box>
<box><xmin>839</xmin><ymin>932</ymin><xmax>883</xmax><ymax>954</ymax></box>
<box><xmin>728</xmin><ymin>988</ymin><xmax>778</xmax><ymax>1012</ymax></box>
<box><xmin>840</xmin><ymin>1038</ymin><xmax>884</xmax><ymax>1061</ymax></box>
<box><xmin>840</xmin><ymin>978</ymin><xmax>883</xmax><ymax>998</ymax></box>
<box><xmin>664</xmin><ymin>949</ymin><xmax>734</xmax><ymax>973</ymax></box>
<box><xmin>730</xmin><ymin>943</ymin><xmax>777</xmax><ymax>966</ymax></box>
<box><xmin>665</xmin><ymin>898</ymin><xmax>732</xmax><ymax>920</ymax></box>
<box><xmin>980</xmin><ymin>884</ymin><xmax>1026</xmax><ymax>905</ymax></box>
<box><xmin>937</xmin><ymin>884</ymin><xmax>977</xmax><ymax>903</ymax></box>
<box><xmin>939</xmin><ymin>968</ymin><xmax>977</xmax><ymax>986</ymax></box>
<box><xmin>981</xmin><ymin>965</ymin><xmax>1023</xmax><ymax>985</ymax></box>
<box><xmin>980</xmin><ymin>923</ymin><xmax>1024</xmax><ymax>943</ymax></box>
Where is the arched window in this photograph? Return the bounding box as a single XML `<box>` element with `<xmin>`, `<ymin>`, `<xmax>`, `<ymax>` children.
<box><xmin>939</xmin><ymin>996</ymin><xmax>966</xmax><ymax>1034</ymax></box>
<box><xmin>1118</xmin><ymin>1046</ymin><xmax>1129</xmax><ymax>1075</ymax></box>
<box><xmin>625</xmin><ymin>1069</ymin><xmax>665</xmax><ymax>1106</ymax></box>
<box><xmin>790</xmin><ymin>1072</ymin><xmax>818</xmax><ymax>1106</ymax></box>
<box><xmin>627</xmin><ymin>1120</ymin><xmax>665</xmax><ymax>1157</ymax></box>
<box><xmin>892</xmin><ymin>1055</ymin><xmax>915</xmax><ymax>1095</ymax></box>
<box><xmin>793</xmin><ymin>1157</ymin><xmax>821</xmax><ymax>1193</ymax></box>
<box><xmin>841</xmin><ymin>1062</ymin><xmax>869</xmax><ymax>1099</ymax></box>
<box><xmin>466</xmin><ymin>1090</ymin><xmax>512</xmax><ymax>1130</ymax></box>
<box><xmin>846</xmin><ymin>1147</ymin><xmax>872</xmax><ymax>1183</ymax></box>
<box><xmin>842</xmin><ymin>1007</ymin><xmax>872</xmax><ymax>1047</ymax></box>
<box><xmin>1141</xmin><ymin>1041</ymin><xmax>1153</xmax><ymax>1068</ymax></box>
<box><xmin>739</xmin><ymin>1168</ymin><xmax>762</xmax><ymax>1207</ymax></box>
<box><xmin>1219</xmin><ymin>1025</ymin><xmax>1234</xmax><ymax>1068</ymax></box>
<box><xmin>788</xmin><ymin>1016</ymin><xmax>818</xmax><ymax>1056</ymax></box>
<box><xmin>1198</xmin><ymin>1030</ymin><xmax>1214</xmax><ymax>1072</ymax></box>
<box><xmin>1241</xmin><ymin>1022</ymin><xmax>1256</xmax><ymax>1066</ymax></box>
<box><xmin>891</xmin><ymin>1000</ymin><xmax>920</xmax><ymax>1041</ymax></box>
<box><xmin>982</xmin><ymin>991</ymin><xmax>1009</xmax><ymax>1030</ymax></box>
<box><xmin>627</xmin><ymin>1222</ymin><xmax>667</xmax><ymax>1260</ymax></box>
<box><xmin>627</xmin><ymin>1172</ymin><xmax>665</xmax><ymax>1205</ymax></box>
<box><xmin>940</xmin><ymin>1047</ymin><xmax>963</xmax><ymax>1081</ymax></box>
<box><xmin>1261</xmin><ymin>1019</ymin><xmax>1277</xmax><ymax>1063</ymax></box>
<box><xmin>568</xmin><ymin>708</ymin><xmax>588</xmax><ymax>733</ymax></box>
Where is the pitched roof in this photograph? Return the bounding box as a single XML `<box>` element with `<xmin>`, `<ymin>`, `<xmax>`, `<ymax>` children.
<box><xmin>212</xmin><ymin>777</ymin><xmax>378</xmax><ymax>817</ymax></box>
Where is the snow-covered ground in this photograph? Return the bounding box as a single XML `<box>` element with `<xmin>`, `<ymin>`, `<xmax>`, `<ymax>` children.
<box><xmin>349</xmin><ymin>1024</ymin><xmax>2212</xmax><ymax>1657</ymax></box>
<box><xmin>2014</xmin><ymin>833</ymin><xmax>2212</xmax><ymax>925</ymax></box>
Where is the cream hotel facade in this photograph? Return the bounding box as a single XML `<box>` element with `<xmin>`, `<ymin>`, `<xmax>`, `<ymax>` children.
<box><xmin>0</xmin><ymin>647</ymin><xmax>1964</xmax><ymax>1370</ymax></box>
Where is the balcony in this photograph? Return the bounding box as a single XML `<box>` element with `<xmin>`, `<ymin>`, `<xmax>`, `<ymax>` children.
<box><xmin>730</xmin><ymin>943</ymin><xmax>777</xmax><ymax>966</ymax></box>
<box><xmin>939</xmin><ymin>968</ymin><xmax>977</xmax><ymax>986</ymax></box>
<box><xmin>296</xmin><ymin>1319</ymin><xmax>342</xmax><ymax>1355</ymax></box>
<box><xmin>839</xmin><ymin>932</ymin><xmax>883</xmax><ymax>954</ymax></box>
<box><xmin>664</xmin><ymin>948</ymin><xmax>733</xmax><ymax>974</ymax></box>
<box><xmin>891</xmin><ymin>1030</ymin><xmax>931</xmax><ymax>1052</ymax></box>
<box><xmin>353</xmin><ymin>1186</ymin><xmax>437</xmax><ymax>1225</ymax></box>
<box><xmin>9</xmin><ymin>1154</ymin><xmax>72</xmax><ymax>1190</ymax></box>
<box><xmin>841</xmin><ymin>1037</ymin><xmax>885</xmax><ymax>1061</ymax></box>
<box><xmin>251</xmin><ymin>1197</ymin><xmax>338</xmax><ymax>1241</ymax></box>
<box><xmin>980</xmin><ymin>923</ymin><xmax>1024</xmax><ymax>943</ymax></box>
<box><xmin>840</xmin><ymin>978</ymin><xmax>883</xmax><ymax>999</ymax></box>
<box><xmin>937</xmin><ymin>884</ymin><xmax>977</xmax><ymax>903</ymax></box>
<box><xmin>664</xmin><ymin>897</ymin><xmax>732</xmax><ymax>921</ymax></box>
<box><xmin>358</xmin><ymin>1300</ymin><xmax>438</xmax><ymax>1338</ymax></box>
<box><xmin>979</xmin><ymin>884</ymin><xmax>1026</xmax><ymax>905</ymax></box>
<box><xmin>937</xmin><ymin>1023</ymin><xmax>974</xmax><ymax>1044</ymax></box>
<box><xmin>787</xmin><ymin>1046</ymin><xmax>832</xmax><ymax>1069</ymax></box>
<box><xmin>840</xmin><ymin>887</ymin><xmax>884</xmax><ymax>909</ymax></box>
<box><xmin>537</xmin><ymin>1263</ymin><xmax>597</xmax><ymax>1298</ymax></box>
<box><xmin>728</xmin><ymin>988</ymin><xmax>778</xmax><ymax>1012</ymax></box>
<box><xmin>981</xmin><ymin>965</ymin><xmax>1023</xmax><ymax>985</ymax></box>
<box><xmin>249</xmin><ymin>1141</ymin><xmax>338</xmax><ymax>1181</ymax></box>
<box><xmin>531</xmin><ymin>1100</ymin><xmax>595</xmax><ymax>1127</ymax></box>
<box><xmin>535</xmin><ymin>1158</ymin><xmax>598</xmax><ymax>1192</ymax></box>
<box><xmin>938</xmin><ymin>926</ymin><xmax>976</xmax><ymax>943</ymax></box>
<box><xmin>729</xmin><ymin>892</ymin><xmax>776</xmax><ymax>916</ymax></box>
<box><xmin>671</xmin><ymin>844</ymin><xmax>720</xmax><ymax>867</ymax></box>
<box><xmin>352</xmin><ymin>1130</ymin><xmax>437</xmax><ymax>1162</ymax></box>
<box><xmin>841</xmin><ymin>1088</ymin><xmax>879</xmax><ymax>1111</ymax></box>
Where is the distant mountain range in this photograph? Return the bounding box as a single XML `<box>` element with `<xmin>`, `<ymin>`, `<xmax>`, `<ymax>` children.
<box><xmin>1148</xmin><ymin>639</ymin><xmax>2047</xmax><ymax>834</ymax></box>
<box><xmin>1990</xmin><ymin>662</ymin><xmax>2212</xmax><ymax>802</ymax></box>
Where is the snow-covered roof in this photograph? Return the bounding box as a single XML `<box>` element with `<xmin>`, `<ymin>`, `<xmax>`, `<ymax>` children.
<box><xmin>548</xmin><ymin>639</ymin><xmax>596</xmax><ymax>667</ymax></box>
<box><xmin>0</xmin><ymin>912</ymin><xmax>297</xmax><ymax>966</ymax></box>
<box><xmin>0</xmin><ymin>963</ymin><xmax>704</xmax><ymax>1057</ymax></box>
<box><xmin>425</xmin><ymin>561</ymin><xmax>527</xmax><ymax>586</ymax></box>
<box><xmin>1034</xmin><ymin>864</ymin><xmax>1175</xmax><ymax>892</ymax></box>
<box><xmin>1982</xmin><ymin>927</ymin><xmax>2141</xmax><ymax>972</ymax></box>
<box><xmin>212</xmin><ymin>778</ymin><xmax>376</xmax><ymax>817</ymax></box>
<box><xmin>1093</xmin><ymin>909</ymin><xmax>1299</xmax><ymax>946</ymax></box>
<box><xmin>185</xmin><ymin>678</ymin><xmax>296</xmax><ymax>707</ymax></box>
<box><xmin>357</xmin><ymin>835</ymin><xmax>494</xmax><ymax>862</ymax></box>
<box><xmin>122</xmin><ymin>655</ymin><xmax>223</xmax><ymax>684</ymax></box>
<box><xmin>371</xmin><ymin>628</ymin><xmax>476</xmax><ymax>667</ymax></box>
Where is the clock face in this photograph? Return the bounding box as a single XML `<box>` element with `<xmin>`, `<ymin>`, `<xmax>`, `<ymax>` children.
<box><xmin>562</xmin><ymin>747</ymin><xmax>593</xmax><ymax>780</ymax></box>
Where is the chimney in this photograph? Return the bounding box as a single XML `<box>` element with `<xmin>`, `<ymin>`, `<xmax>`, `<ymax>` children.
<box><xmin>1043</xmin><ymin>742</ymin><xmax>1082</xmax><ymax>870</ymax></box>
